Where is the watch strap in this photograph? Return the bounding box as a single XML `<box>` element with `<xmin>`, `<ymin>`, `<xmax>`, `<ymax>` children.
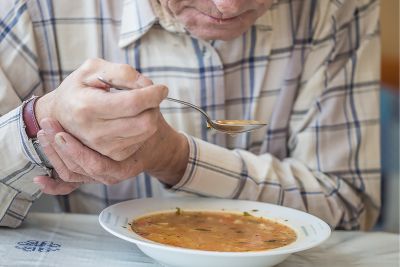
<box><xmin>23</xmin><ymin>96</ymin><xmax>41</xmax><ymax>139</ymax></box>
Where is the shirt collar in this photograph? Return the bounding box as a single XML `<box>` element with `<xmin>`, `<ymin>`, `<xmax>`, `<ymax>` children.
<box><xmin>119</xmin><ymin>0</ymin><xmax>186</xmax><ymax>48</ymax></box>
<box><xmin>119</xmin><ymin>0</ymin><xmax>158</xmax><ymax>48</ymax></box>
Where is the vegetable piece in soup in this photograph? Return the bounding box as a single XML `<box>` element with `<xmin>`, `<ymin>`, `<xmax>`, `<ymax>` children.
<box><xmin>131</xmin><ymin>210</ymin><xmax>296</xmax><ymax>252</ymax></box>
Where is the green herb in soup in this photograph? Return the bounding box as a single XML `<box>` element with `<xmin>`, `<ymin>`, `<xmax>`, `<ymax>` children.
<box><xmin>131</xmin><ymin>210</ymin><xmax>296</xmax><ymax>252</ymax></box>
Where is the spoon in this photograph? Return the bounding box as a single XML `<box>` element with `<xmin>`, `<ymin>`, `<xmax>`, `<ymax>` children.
<box><xmin>97</xmin><ymin>77</ymin><xmax>267</xmax><ymax>134</ymax></box>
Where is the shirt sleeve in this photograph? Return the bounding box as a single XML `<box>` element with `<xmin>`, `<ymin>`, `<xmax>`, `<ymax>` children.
<box><xmin>173</xmin><ymin>0</ymin><xmax>381</xmax><ymax>230</ymax></box>
<box><xmin>0</xmin><ymin>0</ymin><xmax>49</xmax><ymax>228</ymax></box>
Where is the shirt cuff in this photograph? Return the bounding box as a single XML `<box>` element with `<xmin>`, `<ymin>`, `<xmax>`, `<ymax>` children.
<box><xmin>171</xmin><ymin>134</ymin><xmax>246</xmax><ymax>198</ymax></box>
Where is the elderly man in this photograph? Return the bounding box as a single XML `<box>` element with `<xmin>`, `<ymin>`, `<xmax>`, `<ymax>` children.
<box><xmin>0</xmin><ymin>0</ymin><xmax>380</xmax><ymax>230</ymax></box>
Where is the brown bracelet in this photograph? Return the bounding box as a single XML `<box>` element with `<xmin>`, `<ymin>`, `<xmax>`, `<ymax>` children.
<box><xmin>23</xmin><ymin>96</ymin><xmax>41</xmax><ymax>139</ymax></box>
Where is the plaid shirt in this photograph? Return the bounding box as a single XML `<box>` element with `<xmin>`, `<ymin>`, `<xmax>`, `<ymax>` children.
<box><xmin>0</xmin><ymin>0</ymin><xmax>380</xmax><ymax>229</ymax></box>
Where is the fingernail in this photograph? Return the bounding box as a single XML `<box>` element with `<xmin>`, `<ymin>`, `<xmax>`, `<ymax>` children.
<box><xmin>55</xmin><ymin>134</ymin><xmax>67</xmax><ymax>147</ymax></box>
<box><xmin>164</xmin><ymin>87</ymin><xmax>169</xmax><ymax>98</ymax></box>
<box><xmin>37</xmin><ymin>132</ymin><xmax>49</xmax><ymax>146</ymax></box>
<box><xmin>161</xmin><ymin>85</ymin><xmax>169</xmax><ymax>99</ymax></box>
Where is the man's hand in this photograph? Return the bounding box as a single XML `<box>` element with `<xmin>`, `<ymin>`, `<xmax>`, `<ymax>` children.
<box><xmin>35</xmin><ymin>117</ymin><xmax>189</xmax><ymax>195</ymax></box>
<box><xmin>35</xmin><ymin>58</ymin><xmax>168</xmax><ymax>161</ymax></box>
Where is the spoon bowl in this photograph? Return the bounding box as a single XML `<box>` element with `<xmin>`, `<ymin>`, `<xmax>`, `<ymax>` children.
<box><xmin>210</xmin><ymin>120</ymin><xmax>267</xmax><ymax>133</ymax></box>
<box><xmin>98</xmin><ymin>77</ymin><xmax>267</xmax><ymax>134</ymax></box>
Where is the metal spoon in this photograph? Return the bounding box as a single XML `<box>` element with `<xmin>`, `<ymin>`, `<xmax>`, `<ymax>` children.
<box><xmin>97</xmin><ymin>77</ymin><xmax>267</xmax><ymax>134</ymax></box>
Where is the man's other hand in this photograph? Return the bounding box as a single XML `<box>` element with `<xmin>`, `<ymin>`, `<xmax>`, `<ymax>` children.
<box><xmin>35</xmin><ymin>58</ymin><xmax>168</xmax><ymax>161</ymax></box>
<box><xmin>34</xmin><ymin>117</ymin><xmax>189</xmax><ymax>195</ymax></box>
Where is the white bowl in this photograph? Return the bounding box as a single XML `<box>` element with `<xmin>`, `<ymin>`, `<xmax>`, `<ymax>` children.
<box><xmin>99</xmin><ymin>197</ymin><xmax>331</xmax><ymax>267</ymax></box>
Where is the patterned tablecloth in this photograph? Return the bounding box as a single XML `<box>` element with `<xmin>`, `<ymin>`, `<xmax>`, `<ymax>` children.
<box><xmin>0</xmin><ymin>213</ymin><xmax>398</xmax><ymax>267</ymax></box>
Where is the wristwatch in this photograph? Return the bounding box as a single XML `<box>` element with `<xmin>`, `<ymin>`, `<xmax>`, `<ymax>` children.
<box><xmin>23</xmin><ymin>96</ymin><xmax>53</xmax><ymax>169</ymax></box>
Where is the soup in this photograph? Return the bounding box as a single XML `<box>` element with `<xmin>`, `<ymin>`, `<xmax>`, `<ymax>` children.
<box><xmin>131</xmin><ymin>209</ymin><xmax>296</xmax><ymax>252</ymax></box>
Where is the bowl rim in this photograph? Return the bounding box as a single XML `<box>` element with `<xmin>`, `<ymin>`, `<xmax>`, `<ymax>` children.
<box><xmin>99</xmin><ymin>197</ymin><xmax>332</xmax><ymax>257</ymax></box>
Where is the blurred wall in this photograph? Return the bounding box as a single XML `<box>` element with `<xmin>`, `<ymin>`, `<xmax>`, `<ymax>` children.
<box><xmin>379</xmin><ymin>0</ymin><xmax>399</xmax><ymax>233</ymax></box>
<box><xmin>381</xmin><ymin>0</ymin><xmax>399</xmax><ymax>89</ymax></box>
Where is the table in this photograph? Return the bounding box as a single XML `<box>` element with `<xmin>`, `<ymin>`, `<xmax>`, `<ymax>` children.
<box><xmin>0</xmin><ymin>213</ymin><xmax>398</xmax><ymax>267</ymax></box>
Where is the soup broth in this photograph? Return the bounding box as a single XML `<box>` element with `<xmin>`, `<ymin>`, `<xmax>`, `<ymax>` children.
<box><xmin>131</xmin><ymin>210</ymin><xmax>296</xmax><ymax>252</ymax></box>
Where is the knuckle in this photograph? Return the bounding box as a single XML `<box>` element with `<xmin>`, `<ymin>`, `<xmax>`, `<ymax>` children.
<box><xmin>75</xmin><ymin>101</ymin><xmax>90</xmax><ymax>113</ymax></box>
<box><xmin>72</xmin><ymin>100</ymin><xmax>92</xmax><ymax>120</ymax></box>
<box><xmin>81</xmin><ymin>58</ymin><xmax>102</xmax><ymax>72</ymax></box>
<box><xmin>118</xmin><ymin>63</ymin><xmax>135</xmax><ymax>77</ymax></box>
<box><xmin>139</xmin><ymin>74</ymin><xmax>152</xmax><ymax>86</ymax></box>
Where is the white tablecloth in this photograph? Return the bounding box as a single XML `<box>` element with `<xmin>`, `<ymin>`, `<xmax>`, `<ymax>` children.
<box><xmin>0</xmin><ymin>213</ymin><xmax>398</xmax><ymax>267</ymax></box>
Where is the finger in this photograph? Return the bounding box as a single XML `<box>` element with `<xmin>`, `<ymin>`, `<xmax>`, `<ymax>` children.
<box><xmin>37</xmin><ymin>130</ymin><xmax>73</xmax><ymax>174</ymax></box>
<box><xmin>37</xmin><ymin>129</ymin><xmax>93</xmax><ymax>183</ymax></box>
<box><xmin>80</xmin><ymin>59</ymin><xmax>152</xmax><ymax>89</ymax></box>
<box><xmin>53</xmin><ymin>131</ymin><xmax>143</xmax><ymax>184</ymax></box>
<box><xmin>96</xmin><ymin>72</ymin><xmax>152</xmax><ymax>89</ymax></box>
<box><xmin>33</xmin><ymin>176</ymin><xmax>81</xmax><ymax>195</ymax></box>
<box><xmin>95</xmin><ymin>84</ymin><xmax>168</xmax><ymax>119</ymax></box>
<box><xmin>101</xmin><ymin>63</ymin><xmax>152</xmax><ymax>88</ymax></box>
<box><xmin>51</xmin><ymin>138</ymin><xmax>124</xmax><ymax>181</ymax></box>
<box><xmin>38</xmin><ymin>122</ymin><xmax>86</xmax><ymax>176</ymax></box>
<box><xmin>40</xmin><ymin>118</ymin><xmax>124</xmax><ymax>180</ymax></box>
<box><xmin>50</xmin><ymin>134</ymin><xmax>107</xmax><ymax>179</ymax></box>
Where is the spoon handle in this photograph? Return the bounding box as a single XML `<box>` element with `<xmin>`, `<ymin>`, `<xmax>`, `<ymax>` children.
<box><xmin>165</xmin><ymin>97</ymin><xmax>213</xmax><ymax>124</ymax></box>
<box><xmin>97</xmin><ymin>76</ymin><xmax>213</xmax><ymax>124</ymax></box>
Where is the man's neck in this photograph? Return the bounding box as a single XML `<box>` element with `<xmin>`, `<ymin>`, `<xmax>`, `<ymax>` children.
<box><xmin>149</xmin><ymin>0</ymin><xmax>186</xmax><ymax>33</ymax></box>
